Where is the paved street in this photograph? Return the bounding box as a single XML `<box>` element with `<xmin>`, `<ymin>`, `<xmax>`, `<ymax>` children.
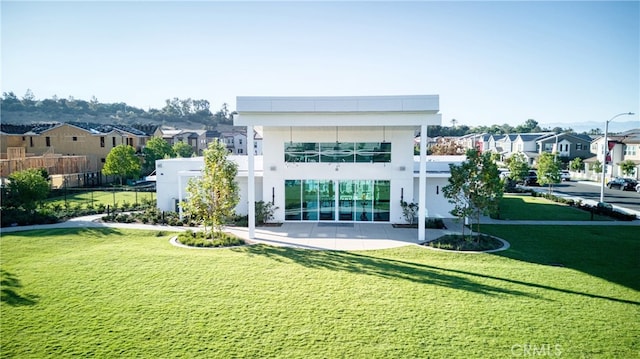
<box><xmin>546</xmin><ymin>180</ymin><xmax>640</xmax><ymax>212</ymax></box>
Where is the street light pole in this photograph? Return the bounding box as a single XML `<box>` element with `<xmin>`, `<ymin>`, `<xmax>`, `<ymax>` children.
<box><xmin>599</xmin><ymin>112</ymin><xmax>635</xmax><ymax>203</ymax></box>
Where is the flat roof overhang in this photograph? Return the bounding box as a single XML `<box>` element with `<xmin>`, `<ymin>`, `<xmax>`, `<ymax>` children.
<box><xmin>234</xmin><ymin>95</ymin><xmax>441</xmax><ymax>127</ymax></box>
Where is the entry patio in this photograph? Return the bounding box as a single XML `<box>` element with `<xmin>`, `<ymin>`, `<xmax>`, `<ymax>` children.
<box><xmin>226</xmin><ymin>221</ymin><xmax>460</xmax><ymax>251</ymax></box>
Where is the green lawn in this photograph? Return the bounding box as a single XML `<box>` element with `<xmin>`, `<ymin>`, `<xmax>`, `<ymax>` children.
<box><xmin>45</xmin><ymin>190</ymin><xmax>155</xmax><ymax>208</ymax></box>
<box><xmin>1</xmin><ymin>227</ymin><xmax>638</xmax><ymax>358</ymax></box>
<box><xmin>497</xmin><ymin>194</ymin><xmax>611</xmax><ymax>221</ymax></box>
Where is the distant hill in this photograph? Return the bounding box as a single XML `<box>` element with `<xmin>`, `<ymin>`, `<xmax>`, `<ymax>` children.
<box><xmin>1</xmin><ymin>109</ymin><xmax>206</xmax><ymax>130</ymax></box>
<box><xmin>0</xmin><ymin>92</ymin><xmax>233</xmax><ymax>130</ymax></box>
<box><xmin>539</xmin><ymin>120</ymin><xmax>639</xmax><ymax>135</ymax></box>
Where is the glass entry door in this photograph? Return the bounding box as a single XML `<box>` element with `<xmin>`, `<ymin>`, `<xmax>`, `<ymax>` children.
<box><xmin>338</xmin><ymin>181</ymin><xmax>354</xmax><ymax>221</ymax></box>
<box><xmin>319</xmin><ymin>180</ymin><xmax>335</xmax><ymax>220</ymax></box>
<box><xmin>284</xmin><ymin>179</ymin><xmax>390</xmax><ymax>222</ymax></box>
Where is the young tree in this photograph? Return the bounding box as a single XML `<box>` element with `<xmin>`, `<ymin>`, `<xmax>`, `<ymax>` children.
<box><xmin>142</xmin><ymin>137</ymin><xmax>175</xmax><ymax>173</ymax></box>
<box><xmin>173</xmin><ymin>141</ymin><xmax>194</xmax><ymax>158</ymax></box>
<box><xmin>102</xmin><ymin>145</ymin><xmax>141</xmax><ymax>185</ymax></box>
<box><xmin>537</xmin><ymin>152</ymin><xmax>562</xmax><ymax>193</ymax></box>
<box><xmin>182</xmin><ymin>140</ymin><xmax>239</xmax><ymax>237</ymax></box>
<box><xmin>620</xmin><ymin>160</ymin><xmax>637</xmax><ymax>177</ymax></box>
<box><xmin>7</xmin><ymin>168</ymin><xmax>50</xmax><ymax>211</ymax></box>
<box><xmin>569</xmin><ymin>157</ymin><xmax>583</xmax><ymax>173</ymax></box>
<box><xmin>589</xmin><ymin>160</ymin><xmax>602</xmax><ymax>176</ymax></box>
<box><xmin>443</xmin><ymin>149</ymin><xmax>503</xmax><ymax>240</ymax></box>
<box><xmin>507</xmin><ymin>152</ymin><xmax>530</xmax><ymax>183</ymax></box>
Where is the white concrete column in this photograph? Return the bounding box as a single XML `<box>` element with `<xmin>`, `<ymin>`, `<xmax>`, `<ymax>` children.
<box><xmin>178</xmin><ymin>174</ymin><xmax>183</xmax><ymax>220</ymax></box>
<box><xmin>418</xmin><ymin>124</ymin><xmax>427</xmax><ymax>242</ymax></box>
<box><xmin>247</xmin><ymin>125</ymin><xmax>256</xmax><ymax>239</ymax></box>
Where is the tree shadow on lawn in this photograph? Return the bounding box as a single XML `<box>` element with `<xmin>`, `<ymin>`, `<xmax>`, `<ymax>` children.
<box><xmin>237</xmin><ymin>245</ymin><xmax>640</xmax><ymax>306</ymax></box>
<box><xmin>484</xmin><ymin>226</ymin><xmax>640</xmax><ymax>293</ymax></box>
<box><xmin>0</xmin><ymin>269</ymin><xmax>39</xmax><ymax>306</ymax></box>
<box><xmin>237</xmin><ymin>245</ymin><xmax>543</xmax><ymax>300</ymax></box>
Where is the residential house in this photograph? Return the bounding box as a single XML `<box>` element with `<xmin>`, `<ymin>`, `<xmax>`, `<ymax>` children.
<box><xmin>0</xmin><ymin>122</ymin><xmax>150</xmax><ymax>184</ymax></box>
<box><xmin>587</xmin><ymin>129</ymin><xmax>640</xmax><ymax>181</ymax></box>
<box><xmin>620</xmin><ymin>131</ymin><xmax>640</xmax><ymax>179</ymax></box>
<box><xmin>536</xmin><ymin>133</ymin><xmax>593</xmax><ymax>159</ymax></box>
<box><xmin>154</xmin><ymin>127</ymin><xmax>207</xmax><ymax>155</ymax></box>
<box><xmin>490</xmin><ymin>134</ymin><xmax>518</xmax><ymax>159</ymax></box>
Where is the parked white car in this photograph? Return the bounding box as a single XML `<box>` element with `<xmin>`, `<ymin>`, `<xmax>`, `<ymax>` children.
<box><xmin>561</xmin><ymin>170</ymin><xmax>571</xmax><ymax>181</ymax></box>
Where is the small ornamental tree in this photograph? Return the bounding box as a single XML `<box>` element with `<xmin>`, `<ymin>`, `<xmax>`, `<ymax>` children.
<box><xmin>569</xmin><ymin>157</ymin><xmax>583</xmax><ymax>173</ymax></box>
<box><xmin>507</xmin><ymin>152</ymin><xmax>530</xmax><ymax>183</ymax></box>
<box><xmin>173</xmin><ymin>141</ymin><xmax>194</xmax><ymax>158</ymax></box>
<box><xmin>443</xmin><ymin>149</ymin><xmax>503</xmax><ymax>240</ymax></box>
<box><xmin>7</xmin><ymin>168</ymin><xmax>50</xmax><ymax>212</ymax></box>
<box><xmin>142</xmin><ymin>137</ymin><xmax>175</xmax><ymax>174</ymax></box>
<box><xmin>620</xmin><ymin>159</ymin><xmax>637</xmax><ymax>177</ymax></box>
<box><xmin>537</xmin><ymin>152</ymin><xmax>562</xmax><ymax>193</ymax></box>
<box><xmin>182</xmin><ymin>140</ymin><xmax>239</xmax><ymax>237</ymax></box>
<box><xmin>102</xmin><ymin>145</ymin><xmax>141</xmax><ymax>185</ymax></box>
<box><xmin>589</xmin><ymin>160</ymin><xmax>602</xmax><ymax>176</ymax></box>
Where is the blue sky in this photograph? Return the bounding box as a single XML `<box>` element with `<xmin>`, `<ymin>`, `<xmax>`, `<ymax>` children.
<box><xmin>2</xmin><ymin>1</ymin><xmax>639</xmax><ymax>128</ymax></box>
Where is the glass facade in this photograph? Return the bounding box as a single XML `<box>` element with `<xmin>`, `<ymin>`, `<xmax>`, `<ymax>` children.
<box><xmin>284</xmin><ymin>142</ymin><xmax>391</xmax><ymax>163</ymax></box>
<box><xmin>285</xmin><ymin>180</ymin><xmax>390</xmax><ymax>222</ymax></box>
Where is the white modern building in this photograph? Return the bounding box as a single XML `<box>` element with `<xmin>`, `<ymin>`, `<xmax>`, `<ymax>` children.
<box><xmin>156</xmin><ymin>95</ymin><xmax>462</xmax><ymax>241</ymax></box>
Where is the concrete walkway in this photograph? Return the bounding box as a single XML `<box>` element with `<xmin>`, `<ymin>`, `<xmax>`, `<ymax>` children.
<box><xmin>2</xmin><ymin>213</ymin><xmax>638</xmax><ymax>251</ymax></box>
<box><xmin>226</xmin><ymin>222</ymin><xmax>462</xmax><ymax>250</ymax></box>
<box><xmin>0</xmin><ymin>215</ymin><xmax>460</xmax><ymax>251</ymax></box>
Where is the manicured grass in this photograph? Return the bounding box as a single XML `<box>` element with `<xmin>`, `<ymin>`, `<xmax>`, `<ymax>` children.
<box><xmin>2</xmin><ymin>227</ymin><xmax>638</xmax><ymax>357</ymax></box>
<box><xmin>497</xmin><ymin>194</ymin><xmax>611</xmax><ymax>221</ymax></box>
<box><xmin>46</xmin><ymin>190</ymin><xmax>155</xmax><ymax>208</ymax></box>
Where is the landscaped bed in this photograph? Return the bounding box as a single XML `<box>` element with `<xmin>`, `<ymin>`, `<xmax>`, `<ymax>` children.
<box><xmin>425</xmin><ymin>234</ymin><xmax>505</xmax><ymax>251</ymax></box>
<box><xmin>1</xmin><ymin>226</ymin><xmax>638</xmax><ymax>357</ymax></box>
<box><xmin>176</xmin><ymin>229</ymin><xmax>245</xmax><ymax>248</ymax></box>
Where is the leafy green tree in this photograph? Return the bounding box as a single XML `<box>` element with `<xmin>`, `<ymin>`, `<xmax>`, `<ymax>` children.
<box><xmin>569</xmin><ymin>157</ymin><xmax>583</xmax><ymax>172</ymax></box>
<box><xmin>102</xmin><ymin>145</ymin><xmax>141</xmax><ymax>185</ymax></box>
<box><xmin>182</xmin><ymin>140</ymin><xmax>239</xmax><ymax>237</ymax></box>
<box><xmin>443</xmin><ymin>149</ymin><xmax>503</xmax><ymax>239</ymax></box>
<box><xmin>507</xmin><ymin>152</ymin><xmax>530</xmax><ymax>183</ymax></box>
<box><xmin>515</xmin><ymin>119</ymin><xmax>541</xmax><ymax>133</ymax></box>
<box><xmin>7</xmin><ymin>168</ymin><xmax>50</xmax><ymax>211</ymax></box>
<box><xmin>143</xmin><ymin>137</ymin><xmax>175</xmax><ymax>174</ymax></box>
<box><xmin>589</xmin><ymin>160</ymin><xmax>602</xmax><ymax>176</ymax></box>
<box><xmin>173</xmin><ymin>141</ymin><xmax>194</xmax><ymax>158</ymax></box>
<box><xmin>537</xmin><ymin>152</ymin><xmax>562</xmax><ymax>193</ymax></box>
<box><xmin>620</xmin><ymin>160</ymin><xmax>637</xmax><ymax>177</ymax></box>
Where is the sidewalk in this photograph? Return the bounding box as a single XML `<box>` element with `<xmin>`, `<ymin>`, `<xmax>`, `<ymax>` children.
<box><xmin>0</xmin><ymin>214</ymin><xmax>188</xmax><ymax>234</ymax></box>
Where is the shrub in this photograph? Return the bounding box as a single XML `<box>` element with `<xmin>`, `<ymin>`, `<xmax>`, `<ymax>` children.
<box><xmin>176</xmin><ymin>230</ymin><xmax>244</xmax><ymax>248</ymax></box>
<box><xmin>427</xmin><ymin>234</ymin><xmax>503</xmax><ymax>251</ymax></box>
<box><xmin>503</xmin><ymin>178</ymin><xmax>517</xmax><ymax>193</ymax></box>
<box><xmin>400</xmin><ymin>201</ymin><xmax>419</xmax><ymax>225</ymax></box>
<box><xmin>255</xmin><ymin>201</ymin><xmax>278</xmax><ymax>224</ymax></box>
<box><xmin>425</xmin><ymin>218</ymin><xmax>446</xmax><ymax>229</ymax></box>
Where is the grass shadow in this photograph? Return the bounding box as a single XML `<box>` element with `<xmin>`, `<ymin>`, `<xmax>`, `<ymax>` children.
<box><xmin>237</xmin><ymin>244</ymin><xmax>639</xmax><ymax>306</ymax></box>
<box><xmin>482</xmin><ymin>225</ymin><xmax>640</xmax><ymax>293</ymax></box>
<box><xmin>0</xmin><ymin>269</ymin><xmax>39</xmax><ymax>306</ymax></box>
<box><xmin>236</xmin><ymin>245</ymin><xmax>543</xmax><ymax>299</ymax></box>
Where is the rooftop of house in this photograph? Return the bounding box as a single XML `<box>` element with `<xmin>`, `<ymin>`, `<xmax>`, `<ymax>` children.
<box><xmin>0</xmin><ymin>122</ymin><xmax>148</xmax><ymax>136</ymax></box>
